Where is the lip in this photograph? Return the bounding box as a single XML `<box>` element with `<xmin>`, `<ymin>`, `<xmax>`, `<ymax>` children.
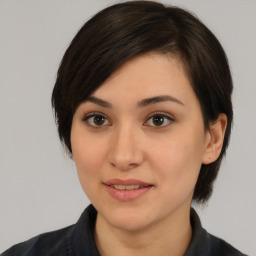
<box><xmin>104</xmin><ymin>179</ymin><xmax>152</xmax><ymax>186</ymax></box>
<box><xmin>103</xmin><ymin>179</ymin><xmax>153</xmax><ymax>202</ymax></box>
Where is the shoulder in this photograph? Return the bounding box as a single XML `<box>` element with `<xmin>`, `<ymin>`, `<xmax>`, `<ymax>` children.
<box><xmin>1</xmin><ymin>205</ymin><xmax>99</xmax><ymax>256</ymax></box>
<box><xmin>1</xmin><ymin>225</ymin><xmax>74</xmax><ymax>256</ymax></box>
<box><xmin>206</xmin><ymin>232</ymin><xmax>248</xmax><ymax>256</ymax></box>
<box><xmin>186</xmin><ymin>208</ymin><xmax>248</xmax><ymax>256</ymax></box>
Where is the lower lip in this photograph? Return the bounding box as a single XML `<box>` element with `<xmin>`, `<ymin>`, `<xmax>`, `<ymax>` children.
<box><xmin>104</xmin><ymin>184</ymin><xmax>153</xmax><ymax>202</ymax></box>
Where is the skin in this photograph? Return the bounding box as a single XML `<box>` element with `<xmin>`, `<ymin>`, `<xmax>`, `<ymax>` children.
<box><xmin>71</xmin><ymin>52</ymin><xmax>227</xmax><ymax>256</ymax></box>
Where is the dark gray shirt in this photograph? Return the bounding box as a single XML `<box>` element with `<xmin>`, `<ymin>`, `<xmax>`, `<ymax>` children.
<box><xmin>1</xmin><ymin>205</ymin><xmax>247</xmax><ymax>256</ymax></box>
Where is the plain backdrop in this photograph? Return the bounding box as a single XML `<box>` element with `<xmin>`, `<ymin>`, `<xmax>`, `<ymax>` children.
<box><xmin>0</xmin><ymin>0</ymin><xmax>255</xmax><ymax>255</ymax></box>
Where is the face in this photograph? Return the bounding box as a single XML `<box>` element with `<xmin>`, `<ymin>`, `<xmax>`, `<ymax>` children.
<box><xmin>71</xmin><ymin>52</ymin><xmax>211</xmax><ymax>232</ymax></box>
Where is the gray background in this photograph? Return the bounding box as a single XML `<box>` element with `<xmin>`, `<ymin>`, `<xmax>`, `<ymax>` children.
<box><xmin>0</xmin><ymin>0</ymin><xmax>255</xmax><ymax>255</ymax></box>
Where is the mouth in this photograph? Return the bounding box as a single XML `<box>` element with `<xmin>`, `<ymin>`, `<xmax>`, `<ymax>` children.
<box><xmin>103</xmin><ymin>179</ymin><xmax>153</xmax><ymax>201</ymax></box>
<box><xmin>109</xmin><ymin>184</ymin><xmax>148</xmax><ymax>190</ymax></box>
<box><xmin>104</xmin><ymin>178</ymin><xmax>152</xmax><ymax>186</ymax></box>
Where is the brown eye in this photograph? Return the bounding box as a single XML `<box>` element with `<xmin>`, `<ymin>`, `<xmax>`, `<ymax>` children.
<box><xmin>83</xmin><ymin>113</ymin><xmax>110</xmax><ymax>127</ymax></box>
<box><xmin>145</xmin><ymin>113</ymin><xmax>173</xmax><ymax>127</ymax></box>
<box><xmin>152</xmin><ymin>115</ymin><xmax>165</xmax><ymax>126</ymax></box>
<box><xmin>93</xmin><ymin>115</ymin><xmax>106</xmax><ymax>126</ymax></box>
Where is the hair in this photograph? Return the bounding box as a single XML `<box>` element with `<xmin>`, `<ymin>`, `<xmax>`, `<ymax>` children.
<box><xmin>52</xmin><ymin>0</ymin><xmax>233</xmax><ymax>203</ymax></box>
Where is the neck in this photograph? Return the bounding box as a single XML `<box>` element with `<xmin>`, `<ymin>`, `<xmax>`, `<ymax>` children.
<box><xmin>94</xmin><ymin>205</ymin><xmax>192</xmax><ymax>256</ymax></box>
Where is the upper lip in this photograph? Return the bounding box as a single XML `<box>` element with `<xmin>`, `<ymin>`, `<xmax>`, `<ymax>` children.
<box><xmin>103</xmin><ymin>179</ymin><xmax>152</xmax><ymax>187</ymax></box>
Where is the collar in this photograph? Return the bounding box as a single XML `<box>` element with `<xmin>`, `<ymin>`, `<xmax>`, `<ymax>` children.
<box><xmin>66</xmin><ymin>205</ymin><xmax>244</xmax><ymax>256</ymax></box>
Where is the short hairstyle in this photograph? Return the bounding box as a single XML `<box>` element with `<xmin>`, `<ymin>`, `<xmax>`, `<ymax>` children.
<box><xmin>52</xmin><ymin>0</ymin><xmax>233</xmax><ymax>203</ymax></box>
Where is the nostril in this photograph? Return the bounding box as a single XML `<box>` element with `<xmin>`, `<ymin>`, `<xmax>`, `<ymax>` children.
<box><xmin>110</xmin><ymin>162</ymin><xmax>138</xmax><ymax>171</ymax></box>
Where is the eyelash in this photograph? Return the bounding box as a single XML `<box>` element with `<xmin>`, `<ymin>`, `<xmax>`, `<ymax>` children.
<box><xmin>145</xmin><ymin>112</ymin><xmax>174</xmax><ymax>128</ymax></box>
<box><xmin>82</xmin><ymin>112</ymin><xmax>110</xmax><ymax>128</ymax></box>
<box><xmin>82</xmin><ymin>112</ymin><xmax>174</xmax><ymax>129</ymax></box>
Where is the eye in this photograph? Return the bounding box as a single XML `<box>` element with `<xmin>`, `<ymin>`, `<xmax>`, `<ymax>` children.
<box><xmin>82</xmin><ymin>113</ymin><xmax>111</xmax><ymax>127</ymax></box>
<box><xmin>145</xmin><ymin>113</ymin><xmax>174</xmax><ymax>128</ymax></box>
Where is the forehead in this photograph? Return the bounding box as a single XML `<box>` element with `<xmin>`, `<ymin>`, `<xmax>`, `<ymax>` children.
<box><xmin>89</xmin><ymin>52</ymin><xmax>197</xmax><ymax>108</ymax></box>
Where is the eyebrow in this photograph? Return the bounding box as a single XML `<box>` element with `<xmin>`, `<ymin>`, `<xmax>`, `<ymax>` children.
<box><xmin>85</xmin><ymin>95</ymin><xmax>185</xmax><ymax>108</ymax></box>
<box><xmin>86</xmin><ymin>96</ymin><xmax>112</xmax><ymax>108</ymax></box>
<box><xmin>138</xmin><ymin>95</ymin><xmax>184</xmax><ymax>107</ymax></box>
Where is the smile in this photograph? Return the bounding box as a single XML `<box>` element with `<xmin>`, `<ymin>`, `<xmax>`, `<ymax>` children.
<box><xmin>110</xmin><ymin>184</ymin><xmax>144</xmax><ymax>190</ymax></box>
<box><xmin>103</xmin><ymin>179</ymin><xmax>153</xmax><ymax>201</ymax></box>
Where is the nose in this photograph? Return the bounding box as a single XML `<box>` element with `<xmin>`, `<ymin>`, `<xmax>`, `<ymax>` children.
<box><xmin>108</xmin><ymin>124</ymin><xmax>144</xmax><ymax>171</ymax></box>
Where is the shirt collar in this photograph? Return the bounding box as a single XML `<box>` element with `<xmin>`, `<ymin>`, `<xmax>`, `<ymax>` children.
<box><xmin>67</xmin><ymin>205</ymin><xmax>212</xmax><ymax>256</ymax></box>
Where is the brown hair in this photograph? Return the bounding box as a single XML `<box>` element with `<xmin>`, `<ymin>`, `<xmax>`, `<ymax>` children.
<box><xmin>52</xmin><ymin>1</ymin><xmax>233</xmax><ymax>203</ymax></box>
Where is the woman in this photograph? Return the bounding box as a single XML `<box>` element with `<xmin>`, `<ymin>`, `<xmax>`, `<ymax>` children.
<box><xmin>1</xmin><ymin>1</ymin><xmax>247</xmax><ymax>255</ymax></box>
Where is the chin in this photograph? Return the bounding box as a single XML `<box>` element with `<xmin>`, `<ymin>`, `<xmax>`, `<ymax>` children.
<box><xmin>97</xmin><ymin>202</ymin><xmax>158</xmax><ymax>232</ymax></box>
<box><xmin>109</xmin><ymin>214</ymin><xmax>153</xmax><ymax>232</ymax></box>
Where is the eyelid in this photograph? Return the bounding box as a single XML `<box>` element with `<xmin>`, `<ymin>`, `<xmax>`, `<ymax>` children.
<box><xmin>81</xmin><ymin>111</ymin><xmax>174</xmax><ymax>128</ymax></box>
<box><xmin>144</xmin><ymin>111</ymin><xmax>174</xmax><ymax>128</ymax></box>
<box><xmin>82</xmin><ymin>112</ymin><xmax>111</xmax><ymax>127</ymax></box>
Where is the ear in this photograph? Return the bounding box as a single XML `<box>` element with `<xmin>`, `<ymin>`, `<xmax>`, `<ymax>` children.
<box><xmin>202</xmin><ymin>113</ymin><xmax>228</xmax><ymax>164</ymax></box>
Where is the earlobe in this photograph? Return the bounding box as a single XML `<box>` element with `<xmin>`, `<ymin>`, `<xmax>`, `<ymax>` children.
<box><xmin>202</xmin><ymin>113</ymin><xmax>227</xmax><ymax>164</ymax></box>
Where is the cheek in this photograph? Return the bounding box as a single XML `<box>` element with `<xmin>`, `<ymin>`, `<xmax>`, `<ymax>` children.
<box><xmin>73</xmin><ymin>141</ymin><xmax>106</xmax><ymax>171</ymax></box>
<box><xmin>71</xmin><ymin>134</ymin><xmax>108</xmax><ymax>195</ymax></box>
<box><xmin>148</xmin><ymin>131</ymin><xmax>204</xmax><ymax>192</ymax></box>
